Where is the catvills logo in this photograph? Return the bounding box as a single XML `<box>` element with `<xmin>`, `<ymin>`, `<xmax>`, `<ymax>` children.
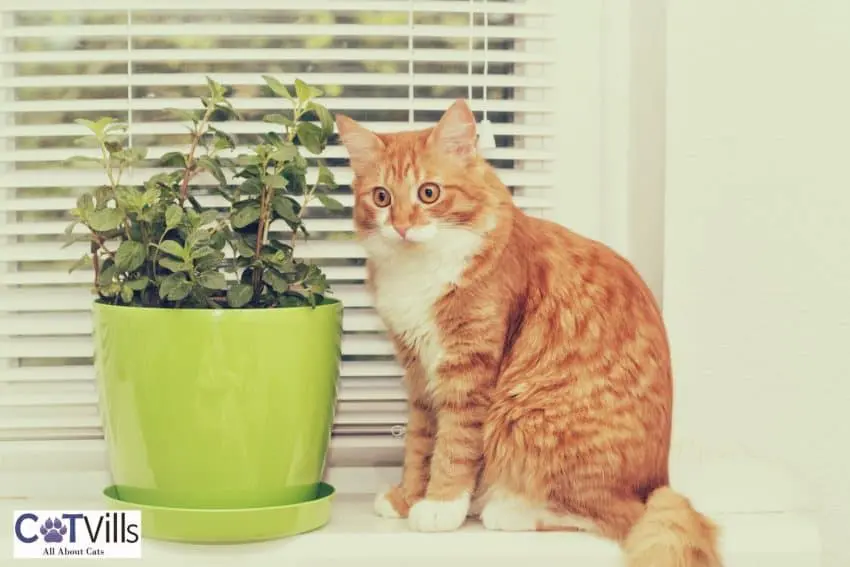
<box><xmin>13</xmin><ymin>510</ymin><xmax>141</xmax><ymax>559</ymax></box>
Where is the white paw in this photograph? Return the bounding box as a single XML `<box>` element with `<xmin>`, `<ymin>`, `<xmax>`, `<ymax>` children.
<box><xmin>480</xmin><ymin>489</ymin><xmax>598</xmax><ymax>533</ymax></box>
<box><xmin>374</xmin><ymin>490</ymin><xmax>402</xmax><ymax>519</ymax></box>
<box><xmin>480</xmin><ymin>497</ymin><xmax>537</xmax><ymax>531</ymax></box>
<box><xmin>408</xmin><ymin>493</ymin><xmax>470</xmax><ymax>532</ymax></box>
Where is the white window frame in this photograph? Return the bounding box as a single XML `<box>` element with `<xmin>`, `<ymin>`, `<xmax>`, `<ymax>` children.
<box><xmin>0</xmin><ymin>1</ymin><xmax>657</xmax><ymax>496</ymax></box>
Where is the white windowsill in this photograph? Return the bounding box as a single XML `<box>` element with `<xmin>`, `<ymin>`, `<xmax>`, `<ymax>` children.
<box><xmin>0</xmin><ymin>492</ymin><xmax>822</xmax><ymax>567</ymax></box>
<box><xmin>0</xmin><ymin>445</ymin><xmax>824</xmax><ymax>566</ymax></box>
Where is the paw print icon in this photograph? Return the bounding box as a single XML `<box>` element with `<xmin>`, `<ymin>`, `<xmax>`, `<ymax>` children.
<box><xmin>39</xmin><ymin>518</ymin><xmax>68</xmax><ymax>543</ymax></box>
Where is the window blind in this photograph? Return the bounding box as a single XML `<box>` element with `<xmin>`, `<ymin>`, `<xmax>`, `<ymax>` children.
<box><xmin>0</xmin><ymin>0</ymin><xmax>556</xmax><ymax>470</ymax></box>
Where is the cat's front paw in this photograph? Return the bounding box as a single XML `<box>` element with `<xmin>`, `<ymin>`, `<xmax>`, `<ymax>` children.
<box><xmin>374</xmin><ymin>485</ymin><xmax>414</xmax><ymax>519</ymax></box>
<box><xmin>408</xmin><ymin>493</ymin><xmax>470</xmax><ymax>532</ymax></box>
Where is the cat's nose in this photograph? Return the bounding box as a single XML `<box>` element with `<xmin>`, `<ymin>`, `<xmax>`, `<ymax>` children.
<box><xmin>393</xmin><ymin>224</ymin><xmax>410</xmax><ymax>238</ymax></box>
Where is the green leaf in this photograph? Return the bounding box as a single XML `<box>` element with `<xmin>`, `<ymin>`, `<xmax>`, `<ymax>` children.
<box><xmin>190</xmin><ymin>245</ymin><xmax>217</xmax><ymax>259</ymax></box>
<box><xmin>158</xmin><ymin>239</ymin><xmax>187</xmax><ymax>259</ymax></box>
<box><xmin>160</xmin><ymin>151</ymin><xmax>187</xmax><ymax>168</ymax></box>
<box><xmin>262</xmin><ymin>75</ymin><xmax>295</xmax><ymax>100</ymax></box>
<box><xmin>267</xmin><ymin>175</ymin><xmax>288</xmax><ymax>190</ymax></box>
<box><xmin>160</xmin><ymin>273</ymin><xmax>192</xmax><ymax>301</ymax></box>
<box><xmin>307</xmin><ymin>101</ymin><xmax>334</xmax><ymax>137</ymax></box>
<box><xmin>263</xmin><ymin>113</ymin><xmax>294</xmax><ymax>127</ymax></box>
<box><xmin>158</xmin><ymin>257</ymin><xmax>188</xmax><ymax>273</ymax></box>
<box><xmin>114</xmin><ymin>185</ymin><xmax>142</xmax><ymax>213</ymax></box>
<box><xmin>317</xmin><ymin>193</ymin><xmax>345</xmax><ymax>212</ymax></box>
<box><xmin>125</xmin><ymin>276</ymin><xmax>150</xmax><ymax>291</ymax></box>
<box><xmin>198</xmin><ymin>271</ymin><xmax>227</xmax><ymax>290</ymax></box>
<box><xmin>195</xmin><ymin>250</ymin><xmax>225</xmax><ymax>272</ymax></box>
<box><xmin>99</xmin><ymin>282</ymin><xmax>121</xmax><ymax>298</ymax></box>
<box><xmin>99</xmin><ymin>263</ymin><xmax>117</xmax><ymax>285</ymax></box>
<box><xmin>120</xmin><ymin>284</ymin><xmax>134</xmax><ymax>304</ymax></box>
<box><xmin>305</xmin><ymin>266</ymin><xmax>329</xmax><ymax>295</ymax></box>
<box><xmin>262</xmin><ymin>269</ymin><xmax>290</xmax><ymax>293</ymax></box>
<box><xmin>185</xmin><ymin>228</ymin><xmax>211</xmax><ymax>251</ymax></box>
<box><xmin>114</xmin><ymin>240</ymin><xmax>146</xmax><ymax>272</ymax></box>
<box><xmin>200</xmin><ymin>210</ymin><xmax>219</xmax><ymax>226</ymax></box>
<box><xmin>165</xmin><ymin>204</ymin><xmax>184</xmax><ymax>229</ymax></box>
<box><xmin>294</xmin><ymin>79</ymin><xmax>323</xmax><ymax>103</ymax></box>
<box><xmin>271</xmin><ymin>195</ymin><xmax>300</xmax><ymax>222</ymax></box>
<box><xmin>239</xmin><ymin>178</ymin><xmax>263</xmax><ymax>195</ymax></box>
<box><xmin>76</xmin><ymin>193</ymin><xmax>95</xmax><ymax>213</ymax></box>
<box><xmin>210</xmin><ymin>229</ymin><xmax>227</xmax><ymax>250</ymax></box>
<box><xmin>211</xmin><ymin>128</ymin><xmax>237</xmax><ymax>151</ymax></box>
<box><xmin>296</xmin><ymin>122</ymin><xmax>324</xmax><ymax>154</ymax></box>
<box><xmin>186</xmin><ymin>209</ymin><xmax>201</xmax><ymax>227</ymax></box>
<box><xmin>269</xmin><ymin>145</ymin><xmax>298</xmax><ymax>164</ymax></box>
<box><xmin>227</xmin><ymin>283</ymin><xmax>254</xmax><ymax>308</ymax></box>
<box><xmin>68</xmin><ymin>254</ymin><xmax>91</xmax><ymax>274</ymax></box>
<box><xmin>120</xmin><ymin>146</ymin><xmax>148</xmax><ymax>165</ymax></box>
<box><xmin>234</xmin><ymin>236</ymin><xmax>256</xmax><ymax>257</ymax></box>
<box><xmin>166</xmin><ymin>108</ymin><xmax>201</xmax><ymax>123</ymax></box>
<box><xmin>317</xmin><ymin>163</ymin><xmax>337</xmax><ymax>189</ymax></box>
<box><xmin>75</xmin><ymin>117</ymin><xmax>121</xmax><ymax>138</ymax></box>
<box><xmin>262</xmin><ymin>248</ymin><xmax>294</xmax><ymax>272</ymax></box>
<box><xmin>205</xmin><ymin>76</ymin><xmax>226</xmax><ymax>99</ymax></box>
<box><xmin>87</xmin><ymin>208</ymin><xmax>124</xmax><ymax>231</ymax></box>
<box><xmin>61</xmin><ymin>232</ymin><xmax>90</xmax><ymax>249</ymax></box>
<box><xmin>65</xmin><ymin>155</ymin><xmax>104</xmax><ymax>168</ymax></box>
<box><xmin>197</xmin><ymin>155</ymin><xmax>227</xmax><ymax>186</ymax></box>
<box><xmin>231</xmin><ymin>202</ymin><xmax>261</xmax><ymax>228</ymax></box>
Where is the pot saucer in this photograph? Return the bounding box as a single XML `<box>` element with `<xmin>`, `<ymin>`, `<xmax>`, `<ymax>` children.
<box><xmin>102</xmin><ymin>482</ymin><xmax>335</xmax><ymax>544</ymax></box>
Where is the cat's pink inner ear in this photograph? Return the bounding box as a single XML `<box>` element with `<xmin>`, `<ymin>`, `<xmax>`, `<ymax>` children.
<box><xmin>336</xmin><ymin>114</ymin><xmax>384</xmax><ymax>173</ymax></box>
<box><xmin>428</xmin><ymin>99</ymin><xmax>478</xmax><ymax>159</ymax></box>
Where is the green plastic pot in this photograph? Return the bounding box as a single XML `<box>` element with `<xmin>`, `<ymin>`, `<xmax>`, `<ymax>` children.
<box><xmin>92</xmin><ymin>298</ymin><xmax>342</xmax><ymax>510</ymax></box>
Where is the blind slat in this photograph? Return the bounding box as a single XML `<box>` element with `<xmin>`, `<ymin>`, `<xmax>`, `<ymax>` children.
<box><xmin>2</xmin><ymin>121</ymin><xmax>553</xmax><ymax>139</ymax></box>
<box><xmin>0</xmin><ymin>168</ymin><xmax>555</xmax><ymax>189</ymax></box>
<box><xmin>0</xmin><ymin>218</ymin><xmax>356</xmax><ymax>236</ymax></box>
<box><xmin>7</xmin><ymin>72</ymin><xmax>551</xmax><ymax>89</ymax></box>
<box><xmin>0</xmin><ymin>285</ymin><xmax>375</xmax><ymax>311</ymax></box>
<box><xmin>0</xmin><ymin>334</ymin><xmax>397</xmax><ymax>358</ymax></box>
<box><xmin>1</xmin><ymin>0</ymin><xmax>552</xmax><ymax>15</ymax></box>
<box><xmin>1</xmin><ymin>48</ymin><xmax>553</xmax><ymax>65</ymax></box>
<box><xmin>1</xmin><ymin>361</ymin><xmax>404</xmax><ymax>383</ymax></box>
<box><xmin>0</xmin><ymin>265</ymin><xmax>368</xmax><ymax>285</ymax></box>
<box><xmin>0</xmin><ymin>23</ymin><xmax>553</xmax><ymax>41</ymax></box>
<box><xmin>2</xmin><ymin>146</ymin><xmax>553</xmax><ymax>163</ymax></box>
<box><xmin>0</xmin><ymin>309</ymin><xmax>387</xmax><ymax>335</ymax></box>
<box><xmin>0</xmin><ymin>240</ymin><xmax>368</xmax><ymax>262</ymax></box>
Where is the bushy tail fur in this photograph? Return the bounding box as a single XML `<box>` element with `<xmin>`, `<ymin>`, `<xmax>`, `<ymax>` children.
<box><xmin>623</xmin><ymin>487</ymin><xmax>723</xmax><ymax>567</ymax></box>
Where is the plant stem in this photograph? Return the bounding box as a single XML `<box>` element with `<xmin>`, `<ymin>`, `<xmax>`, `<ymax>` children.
<box><xmin>179</xmin><ymin>106</ymin><xmax>216</xmax><ymax>205</ymax></box>
<box><xmin>251</xmin><ymin>166</ymin><xmax>274</xmax><ymax>297</ymax></box>
<box><xmin>289</xmin><ymin>187</ymin><xmax>314</xmax><ymax>251</ymax></box>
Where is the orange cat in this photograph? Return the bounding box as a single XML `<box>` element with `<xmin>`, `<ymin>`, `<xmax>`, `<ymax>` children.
<box><xmin>336</xmin><ymin>100</ymin><xmax>722</xmax><ymax>567</ymax></box>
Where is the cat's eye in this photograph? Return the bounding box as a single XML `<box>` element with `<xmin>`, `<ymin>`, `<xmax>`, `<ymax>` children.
<box><xmin>372</xmin><ymin>187</ymin><xmax>392</xmax><ymax>208</ymax></box>
<box><xmin>417</xmin><ymin>182</ymin><xmax>441</xmax><ymax>204</ymax></box>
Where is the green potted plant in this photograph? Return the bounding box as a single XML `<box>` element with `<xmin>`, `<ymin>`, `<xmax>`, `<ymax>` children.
<box><xmin>64</xmin><ymin>77</ymin><xmax>345</xmax><ymax>542</ymax></box>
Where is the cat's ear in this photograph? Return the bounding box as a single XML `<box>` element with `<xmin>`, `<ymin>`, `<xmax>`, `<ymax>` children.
<box><xmin>427</xmin><ymin>98</ymin><xmax>478</xmax><ymax>160</ymax></box>
<box><xmin>336</xmin><ymin>114</ymin><xmax>384</xmax><ymax>174</ymax></box>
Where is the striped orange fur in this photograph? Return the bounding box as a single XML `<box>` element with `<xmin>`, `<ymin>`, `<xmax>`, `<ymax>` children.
<box><xmin>336</xmin><ymin>100</ymin><xmax>723</xmax><ymax>567</ymax></box>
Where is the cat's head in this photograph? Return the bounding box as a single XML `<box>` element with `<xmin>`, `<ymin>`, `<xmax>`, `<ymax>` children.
<box><xmin>335</xmin><ymin>99</ymin><xmax>511</xmax><ymax>253</ymax></box>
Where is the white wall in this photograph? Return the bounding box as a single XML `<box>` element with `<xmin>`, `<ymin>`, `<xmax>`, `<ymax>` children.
<box><xmin>663</xmin><ymin>2</ymin><xmax>850</xmax><ymax>565</ymax></box>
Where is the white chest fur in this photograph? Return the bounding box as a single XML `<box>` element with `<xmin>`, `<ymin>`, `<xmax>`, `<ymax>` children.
<box><xmin>362</xmin><ymin>227</ymin><xmax>484</xmax><ymax>386</ymax></box>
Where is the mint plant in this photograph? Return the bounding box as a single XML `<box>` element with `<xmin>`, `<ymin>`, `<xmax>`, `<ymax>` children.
<box><xmin>65</xmin><ymin>77</ymin><xmax>343</xmax><ymax>309</ymax></box>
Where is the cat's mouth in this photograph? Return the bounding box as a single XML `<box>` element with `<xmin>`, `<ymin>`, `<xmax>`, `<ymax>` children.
<box><xmin>380</xmin><ymin>223</ymin><xmax>438</xmax><ymax>244</ymax></box>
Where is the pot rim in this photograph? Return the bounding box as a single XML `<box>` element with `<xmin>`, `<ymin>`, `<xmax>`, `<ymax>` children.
<box><xmin>91</xmin><ymin>295</ymin><xmax>343</xmax><ymax>314</ymax></box>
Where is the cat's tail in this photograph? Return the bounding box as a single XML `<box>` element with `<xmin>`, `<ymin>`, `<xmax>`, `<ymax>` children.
<box><xmin>622</xmin><ymin>486</ymin><xmax>723</xmax><ymax>567</ymax></box>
